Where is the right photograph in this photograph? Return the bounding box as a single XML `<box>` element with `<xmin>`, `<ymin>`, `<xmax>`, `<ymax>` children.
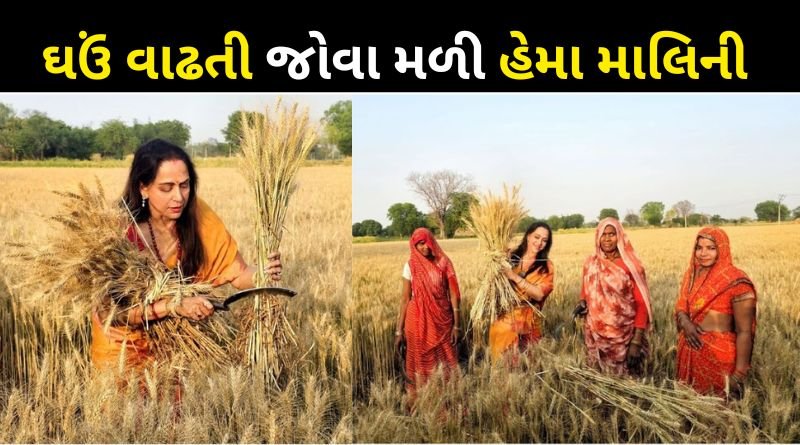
<box><xmin>351</xmin><ymin>94</ymin><xmax>800</xmax><ymax>443</ymax></box>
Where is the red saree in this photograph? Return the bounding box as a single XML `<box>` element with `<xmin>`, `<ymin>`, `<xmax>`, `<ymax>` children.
<box><xmin>581</xmin><ymin>218</ymin><xmax>652</xmax><ymax>375</ymax></box>
<box><xmin>403</xmin><ymin>228</ymin><xmax>460</xmax><ymax>391</ymax></box>
<box><xmin>675</xmin><ymin>227</ymin><xmax>756</xmax><ymax>397</ymax></box>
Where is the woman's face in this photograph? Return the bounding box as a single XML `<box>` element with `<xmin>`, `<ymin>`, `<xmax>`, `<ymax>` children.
<box><xmin>695</xmin><ymin>237</ymin><xmax>718</xmax><ymax>268</ymax></box>
<box><xmin>140</xmin><ymin>159</ymin><xmax>191</xmax><ymax>221</ymax></box>
<box><xmin>599</xmin><ymin>225</ymin><xmax>618</xmax><ymax>254</ymax></box>
<box><xmin>415</xmin><ymin>240</ymin><xmax>431</xmax><ymax>257</ymax></box>
<box><xmin>526</xmin><ymin>227</ymin><xmax>550</xmax><ymax>254</ymax></box>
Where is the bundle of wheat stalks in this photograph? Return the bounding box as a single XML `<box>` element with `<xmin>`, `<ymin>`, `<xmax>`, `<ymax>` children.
<box><xmin>5</xmin><ymin>180</ymin><xmax>233</xmax><ymax>366</ymax></box>
<box><xmin>237</xmin><ymin>98</ymin><xmax>317</xmax><ymax>385</ymax></box>
<box><xmin>533</xmin><ymin>350</ymin><xmax>759</xmax><ymax>443</ymax></box>
<box><xmin>463</xmin><ymin>184</ymin><xmax>529</xmax><ymax>327</ymax></box>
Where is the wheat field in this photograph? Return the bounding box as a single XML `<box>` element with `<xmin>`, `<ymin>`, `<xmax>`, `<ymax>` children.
<box><xmin>0</xmin><ymin>165</ymin><xmax>352</xmax><ymax>443</ymax></box>
<box><xmin>353</xmin><ymin>224</ymin><xmax>800</xmax><ymax>443</ymax></box>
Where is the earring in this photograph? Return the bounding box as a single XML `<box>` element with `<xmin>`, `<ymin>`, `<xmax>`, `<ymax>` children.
<box><xmin>142</xmin><ymin>197</ymin><xmax>148</xmax><ymax>208</ymax></box>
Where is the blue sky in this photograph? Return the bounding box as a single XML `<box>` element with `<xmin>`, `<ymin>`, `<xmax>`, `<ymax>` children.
<box><xmin>0</xmin><ymin>93</ymin><xmax>350</xmax><ymax>144</ymax></box>
<box><xmin>353</xmin><ymin>94</ymin><xmax>800</xmax><ymax>225</ymax></box>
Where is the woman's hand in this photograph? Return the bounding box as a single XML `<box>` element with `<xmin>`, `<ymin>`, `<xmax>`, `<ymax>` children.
<box><xmin>626</xmin><ymin>343</ymin><xmax>643</xmax><ymax>371</ymax></box>
<box><xmin>729</xmin><ymin>371</ymin><xmax>746</xmax><ymax>400</ymax></box>
<box><xmin>394</xmin><ymin>330</ymin><xmax>405</xmax><ymax>350</ymax></box>
<box><xmin>176</xmin><ymin>296</ymin><xmax>215</xmax><ymax>321</ymax></box>
<box><xmin>451</xmin><ymin>326</ymin><xmax>460</xmax><ymax>346</ymax></box>
<box><xmin>678</xmin><ymin>313</ymin><xmax>705</xmax><ymax>349</ymax></box>
<box><xmin>503</xmin><ymin>267</ymin><xmax>519</xmax><ymax>282</ymax></box>
<box><xmin>264</xmin><ymin>251</ymin><xmax>282</xmax><ymax>282</ymax></box>
<box><xmin>572</xmin><ymin>300</ymin><xmax>588</xmax><ymax>319</ymax></box>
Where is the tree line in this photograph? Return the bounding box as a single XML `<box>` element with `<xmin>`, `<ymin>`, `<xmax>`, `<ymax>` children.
<box><xmin>353</xmin><ymin>169</ymin><xmax>799</xmax><ymax>238</ymax></box>
<box><xmin>0</xmin><ymin>100</ymin><xmax>351</xmax><ymax>161</ymax></box>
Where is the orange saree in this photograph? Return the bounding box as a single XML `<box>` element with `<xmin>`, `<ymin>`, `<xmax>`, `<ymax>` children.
<box><xmin>403</xmin><ymin>228</ymin><xmax>460</xmax><ymax>392</ymax></box>
<box><xmin>489</xmin><ymin>260</ymin><xmax>554</xmax><ymax>360</ymax></box>
<box><xmin>581</xmin><ymin>218</ymin><xmax>652</xmax><ymax>376</ymax></box>
<box><xmin>675</xmin><ymin>227</ymin><xmax>756</xmax><ymax>397</ymax></box>
<box><xmin>90</xmin><ymin>198</ymin><xmax>244</xmax><ymax>372</ymax></box>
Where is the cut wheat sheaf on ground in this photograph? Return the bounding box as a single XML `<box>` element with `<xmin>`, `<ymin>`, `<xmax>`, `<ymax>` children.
<box><xmin>353</xmin><ymin>224</ymin><xmax>800</xmax><ymax>442</ymax></box>
<box><xmin>0</xmin><ymin>164</ymin><xmax>352</xmax><ymax>442</ymax></box>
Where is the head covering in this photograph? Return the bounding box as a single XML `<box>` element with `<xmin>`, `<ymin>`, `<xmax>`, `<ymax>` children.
<box><xmin>408</xmin><ymin>227</ymin><xmax>460</xmax><ymax>304</ymax></box>
<box><xmin>592</xmin><ymin>217</ymin><xmax>653</xmax><ymax>324</ymax></box>
<box><xmin>677</xmin><ymin>226</ymin><xmax>755</xmax><ymax>324</ymax></box>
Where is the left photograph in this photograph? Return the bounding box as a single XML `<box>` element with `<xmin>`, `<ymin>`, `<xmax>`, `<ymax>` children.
<box><xmin>0</xmin><ymin>94</ymin><xmax>352</xmax><ymax>442</ymax></box>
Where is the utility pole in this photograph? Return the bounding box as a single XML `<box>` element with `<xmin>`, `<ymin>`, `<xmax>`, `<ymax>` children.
<box><xmin>778</xmin><ymin>194</ymin><xmax>786</xmax><ymax>224</ymax></box>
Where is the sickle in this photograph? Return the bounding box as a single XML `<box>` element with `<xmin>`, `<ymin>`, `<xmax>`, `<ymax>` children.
<box><xmin>210</xmin><ymin>286</ymin><xmax>297</xmax><ymax>311</ymax></box>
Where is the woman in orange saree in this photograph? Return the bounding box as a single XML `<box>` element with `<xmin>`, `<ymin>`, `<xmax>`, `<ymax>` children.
<box><xmin>489</xmin><ymin>222</ymin><xmax>554</xmax><ymax>362</ymax></box>
<box><xmin>674</xmin><ymin>227</ymin><xmax>756</xmax><ymax>400</ymax></box>
<box><xmin>573</xmin><ymin>217</ymin><xmax>652</xmax><ymax>376</ymax></box>
<box><xmin>90</xmin><ymin>139</ymin><xmax>283</xmax><ymax>376</ymax></box>
<box><xmin>394</xmin><ymin>227</ymin><xmax>461</xmax><ymax>396</ymax></box>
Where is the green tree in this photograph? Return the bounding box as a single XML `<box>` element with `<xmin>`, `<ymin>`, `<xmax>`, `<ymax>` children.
<box><xmin>222</xmin><ymin>111</ymin><xmax>262</xmax><ymax>155</ymax></box>
<box><xmin>134</xmin><ymin>120</ymin><xmax>191</xmax><ymax>148</ymax></box>
<box><xmin>0</xmin><ymin>115</ymin><xmax>22</xmax><ymax>160</ymax></box>
<box><xmin>687</xmin><ymin>213</ymin><xmax>704</xmax><ymax>226</ymax></box>
<box><xmin>64</xmin><ymin>126</ymin><xmax>97</xmax><ymax>159</ymax></box>
<box><xmin>710</xmin><ymin>214</ymin><xmax>725</xmax><ymax>225</ymax></box>
<box><xmin>12</xmin><ymin>112</ymin><xmax>71</xmax><ymax>159</ymax></box>
<box><xmin>793</xmin><ymin>207</ymin><xmax>800</xmax><ymax>220</ymax></box>
<box><xmin>623</xmin><ymin>210</ymin><xmax>640</xmax><ymax>227</ymax></box>
<box><xmin>444</xmin><ymin>192</ymin><xmax>478</xmax><ymax>238</ymax></box>
<box><xmin>562</xmin><ymin>214</ymin><xmax>585</xmax><ymax>229</ymax></box>
<box><xmin>664</xmin><ymin>208</ymin><xmax>679</xmax><ymax>228</ymax></box>
<box><xmin>322</xmin><ymin>100</ymin><xmax>352</xmax><ymax>156</ymax></box>
<box><xmin>352</xmin><ymin>222</ymin><xmax>363</xmax><ymax>237</ymax></box>
<box><xmin>0</xmin><ymin>103</ymin><xmax>13</xmax><ymax>127</ymax></box>
<box><xmin>359</xmin><ymin>219</ymin><xmax>383</xmax><ymax>236</ymax></box>
<box><xmin>387</xmin><ymin>203</ymin><xmax>428</xmax><ymax>237</ymax></box>
<box><xmin>598</xmin><ymin>208</ymin><xmax>619</xmax><ymax>221</ymax></box>
<box><xmin>547</xmin><ymin>215</ymin><xmax>563</xmax><ymax>231</ymax></box>
<box><xmin>96</xmin><ymin>120</ymin><xmax>138</xmax><ymax>159</ymax></box>
<box><xmin>640</xmin><ymin>201</ymin><xmax>665</xmax><ymax>226</ymax></box>
<box><xmin>754</xmin><ymin>200</ymin><xmax>790</xmax><ymax>222</ymax></box>
<box><xmin>517</xmin><ymin>215</ymin><xmax>538</xmax><ymax>233</ymax></box>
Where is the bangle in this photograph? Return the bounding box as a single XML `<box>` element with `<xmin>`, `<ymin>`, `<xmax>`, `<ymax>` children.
<box><xmin>629</xmin><ymin>340</ymin><xmax>642</xmax><ymax>346</ymax></box>
<box><xmin>394</xmin><ymin>330</ymin><xmax>402</xmax><ymax>336</ymax></box>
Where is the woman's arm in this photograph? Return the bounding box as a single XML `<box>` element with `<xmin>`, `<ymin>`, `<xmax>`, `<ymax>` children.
<box><xmin>732</xmin><ymin>294</ymin><xmax>756</xmax><ymax>375</ymax></box>
<box><xmin>394</xmin><ymin>279</ymin><xmax>411</xmax><ymax>349</ymax></box>
<box><xmin>448</xmin><ymin>277</ymin><xmax>460</xmax><ymax>345</ymax></box>
<box><xmin>730</xmin><ymin>293</ymin><xmax>756</xmax><ymax>399</ymax></box>
<box><xmin>503</xmin><ymin>267</ymin><xmax>546</xmax><ymax>302</ymax></box>
<box><xmin>99</xmin><ymin>296</ymin><xmax>215</xmax><ymax>327</ymax></box>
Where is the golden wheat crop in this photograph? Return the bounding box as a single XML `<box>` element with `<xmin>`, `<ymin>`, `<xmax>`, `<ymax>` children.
<box><xmin>353</xmin><ymin>224</ymin><xmax>800</xmax><ymax>443</ymax></box>
<box><xmin>0</xmin><ymin>165</ymin><xmax>352</xmax><ymax>443</ymax></box>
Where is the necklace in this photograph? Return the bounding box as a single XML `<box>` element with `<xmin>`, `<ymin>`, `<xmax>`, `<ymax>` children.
<box><xmin>148</xmin><ymin>220</ymin><xmax>181</xmax><ymax>265</ymax></box>
<box><xmin>518</xmin><ymin>255</ymin><xmax>536</xmax><ymax>276</ymax></box>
